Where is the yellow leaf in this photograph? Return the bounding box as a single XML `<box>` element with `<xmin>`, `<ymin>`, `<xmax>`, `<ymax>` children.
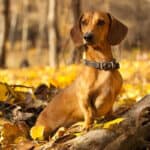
<box><xmin>0</xmin><ymin>83</ymin><xmax>9</xmax><ymax>101</ymax></box>
<box><xmin>30</xmin><ymin>125</ymin><xmax>45</xmax><ymax>140</ymax></box>
<box><xmin>14</xmin><ymin>136</ymin><xmax>27</xmax><ymax>144</ymax></box>
<box><xmin>73</xmin><ymin>132</ymin><xmax>83</xmax><ymax>137</ymax></box>
<box><xmin>103</xmin><ymin>118</ymin><xmax>125</xmax><ymax>129</ymax></box>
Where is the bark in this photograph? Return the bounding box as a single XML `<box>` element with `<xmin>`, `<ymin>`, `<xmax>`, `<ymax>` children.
<box><xmin>0</xmin><ymin>0</ymin><xmax>10</xmax><ymax>68</ymax></box>
<box><xmin>52</xmin><ymin>95</ymin><xmax>150</xmax><ymax>150</ymax></box>
<box><xmin>48</xmin><ymin>0</ymin><xmax>58</xmax><ymax>68</ymax></box>
<box><xmin>71</xmin><ymin>0</ymin><xmax>81</xmax><ymax>22</ymax></box>
<box><xmin>9</xmin><ymin>2</ymin><xmax>18</xmax><ymax>49</ymax></box>
<box><xmin>21</xmin><ymin>0</ymin><xmax>29</xmax><ymax>67</ymax></box>
<box><xmin>36</xmin><ymin>0</ymin><xmax>48</xmax><ymax>62</ymax></box>
<box><xmin>70</xmin><ymin>0</ymin><xmax>82</xmax><ymax>64</ymax></box>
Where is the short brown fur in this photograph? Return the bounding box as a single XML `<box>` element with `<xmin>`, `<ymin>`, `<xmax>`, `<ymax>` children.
<box><xmin>36</xmin><ymin>11</ymin><xmax>128</xmax><ymax>136</ymax></box>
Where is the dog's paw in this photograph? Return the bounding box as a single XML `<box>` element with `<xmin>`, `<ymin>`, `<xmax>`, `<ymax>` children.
<box><xmin>82</xmin><ymin>122</ymin><xmax>93</xmax><ymax>132</ymax></box>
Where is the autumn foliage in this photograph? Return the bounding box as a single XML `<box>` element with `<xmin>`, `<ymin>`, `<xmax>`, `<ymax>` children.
<box><xmin>0</xmin><ymin>50</ymin><xmax>150</xmax><ymax>149</ymax></box>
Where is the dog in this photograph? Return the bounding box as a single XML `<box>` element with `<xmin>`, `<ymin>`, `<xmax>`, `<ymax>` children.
<box><xmin>35</xmin><ymin>11</ymin><xmax>128</xmax><ymax>137</ymax></box>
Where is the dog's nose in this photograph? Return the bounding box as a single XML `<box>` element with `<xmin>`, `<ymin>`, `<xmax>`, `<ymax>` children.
<box><xmin>83</xmin><ymin>32</ymin><xmax>93</xmax><ymax>42</ymax></box>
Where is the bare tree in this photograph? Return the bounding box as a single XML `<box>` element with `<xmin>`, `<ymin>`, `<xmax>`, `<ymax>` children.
<box><xmin>0</xmin><ymin>0</ymin><xmax>10</xmax><ymax>68</ymax></box>
<box><xmin>48</xmin><ymin>0</ymin><xmax>58</xmax><ymax>68</ymax></box>
<box><xmin>70</xmin><ymin>0</ymin><xmax>81</xmax><ymax>63</ymax></box>
<box><xmin>9</xmin><ymin>0</ymin><xmax>19</xmax><ymax>49</ymax></box>
<box><xmin>20</xmin><ymin>0</ymin><xmax>29</xmax><ymax>67</ymax></box>
<box><xmin>71</xmin><ymin>0</ymin><xmax>81</xmax><ymax>22</ymax></box>
<box><xmin>104</xmin><ymin>0</ymin><xmax>110</xmax><ymax>12</ymax></box>
<box><xmin>36</xmin><ymin>0</ymin><xmax>48</xmax><ymax>62</ymax></box>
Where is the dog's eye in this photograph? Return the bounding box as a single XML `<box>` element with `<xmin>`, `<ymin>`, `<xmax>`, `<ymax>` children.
<box><xmin>97</xmin><ymin>19</ymin><xmax>105</xmax><ymax>26</ymax></box>
<box><xmin>81</xmin><ymin>19</ymin><xmax>88</xmax><ymax>26</ymax></box>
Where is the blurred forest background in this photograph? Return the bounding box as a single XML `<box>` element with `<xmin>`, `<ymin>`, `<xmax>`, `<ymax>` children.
<box><xmin>0</xmin><ymin>0</ymin><xmax>150</xmax><ymax>68</ymax></box>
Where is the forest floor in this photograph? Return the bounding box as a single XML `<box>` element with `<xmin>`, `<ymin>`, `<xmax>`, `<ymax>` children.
<box><xmin>0</xmin><ymin>48</ymin><xmax>150</xmax><ymax>149</ymax></box>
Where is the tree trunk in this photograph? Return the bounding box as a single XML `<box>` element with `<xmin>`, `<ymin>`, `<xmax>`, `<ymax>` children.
<box><xmin>9</xmin><ymin>2</ymin><xmax>18</xmax><ymax>50</ymax></box>
<box><xmin>36</xmin><ymin>0</ymin><xmax>48</xmax><ymax>62</ymax></box>
<box><xmin>52</xmin><ymin>95</ymin><xmax>150</xmax><ymax>150</ymax></box>
<box><xmin>0</xmin><ymin>0</ymin><xmax>10</xmax><ymax>68</ymax></box>
<box><xmin>21</xmin><ymin>0</ymin><xmax>29</xmax><ymax>67</ymax></box>
<box><xmin>48</xmin><ymin>0</ymin><xmax>58</xmax><ymax>68</ymax></box>
<box><xmin>71</xmin><ymin>0</ymin><xmax>81</xmax><ymax>22</ymax></box>
<box><xmin>104</xmin><ymin>0</ymin><xmax>110</xmax><ymax>12</ymax></box>
<box><xmin>70</xmin><ymin>0</ymin><xmax>82</xmax><ymax>64</ymax></box>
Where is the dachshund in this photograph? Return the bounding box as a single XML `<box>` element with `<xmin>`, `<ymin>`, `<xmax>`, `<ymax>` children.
<box><xmin>35</xmin><ymin>11</ymin><xmax>128</xmax><ymax>137</ymax></box>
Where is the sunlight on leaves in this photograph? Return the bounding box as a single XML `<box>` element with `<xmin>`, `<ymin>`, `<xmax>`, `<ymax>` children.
<box><xmin>0</xmin><ymin>51</ymin><xmax>150</xmax><ymax>146</ymax></box>
<box><xmin>102</xmin><ymin>118</ymin><xmax>125</xmax><ymax>129</ymax></box>
<box><xmin>0</xmin><ymin>83</ymin><xmax>9</xmax><ymax>101</ymax></box>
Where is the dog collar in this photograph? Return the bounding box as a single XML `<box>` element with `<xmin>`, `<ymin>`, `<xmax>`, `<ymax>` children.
<box><xmin>82</xmin><ymin>59</ymin><xmax>120</xmax><ymax>70</ymax></box>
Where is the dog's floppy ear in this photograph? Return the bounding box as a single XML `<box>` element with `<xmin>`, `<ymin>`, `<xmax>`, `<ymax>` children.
<box><xmin>70</xmin><ymin>15</ymin><xmax>83</xmax><ymax>46</ymax></box>
<box><xmin>107</xmin><ymin>13</ymin><xmax>128</xmax><ymax>45</ymax></box>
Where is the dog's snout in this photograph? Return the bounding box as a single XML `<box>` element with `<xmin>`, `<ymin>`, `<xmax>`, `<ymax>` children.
<box><xmin>83</xmin><ymin>32</ymin><xmax>93</xmax><ymax>42</ymax></box>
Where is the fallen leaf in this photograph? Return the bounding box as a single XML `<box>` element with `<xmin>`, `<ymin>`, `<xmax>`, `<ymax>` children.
<box><xmin>30</xmin><ymin>125</ymin><xmax>45</xmax><ymax>140</ymax></box>
<box><xmin>103</xmin><ymin>118</ymin><xmax>125</xmax><ymax>129</ymax></box>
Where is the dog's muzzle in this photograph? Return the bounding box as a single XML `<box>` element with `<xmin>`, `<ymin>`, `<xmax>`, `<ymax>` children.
<box><xmin>83</xmin><ymin>32</ymin><xmax>93</xmax><ymax>42</ymax></box>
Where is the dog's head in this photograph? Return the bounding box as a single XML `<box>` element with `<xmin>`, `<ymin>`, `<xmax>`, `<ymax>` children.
<box><xmin>70</xmin><ymin>11</ymin><xmax>128</xmax><ymax>46</ymax></box>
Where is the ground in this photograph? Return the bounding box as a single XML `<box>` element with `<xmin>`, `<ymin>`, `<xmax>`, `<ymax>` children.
<box><xmin>0</xmin><ymin>49</ymin><xmax>150</xmax><ymax>149</ymax></box>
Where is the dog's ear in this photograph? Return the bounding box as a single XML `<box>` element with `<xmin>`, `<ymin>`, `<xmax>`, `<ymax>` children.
<box><xmin>107</xmin><ymin>13</ymin><xmax>128</xmax><ymax>45</ymax></box>
<box><xmin>70</xmin><ymin>15</ymin><xmax>83</xmax><ymax>46</ymax></box>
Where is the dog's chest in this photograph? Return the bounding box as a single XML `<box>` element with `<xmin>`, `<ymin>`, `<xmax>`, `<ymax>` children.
<box><xmin>75</xmin><ymin>68</ymin><xmax>112</xmax><ymax>94</ymax></box>
<box><xmin>95</xmin><ymin>70</ymin><xmax>111</xmax><ymax>85</ymax></box>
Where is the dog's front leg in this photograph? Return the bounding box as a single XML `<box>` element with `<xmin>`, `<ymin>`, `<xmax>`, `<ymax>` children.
<box><xmin>79</xmin><ymin>97</ymin><xmax>95</xmax><ymax>130</ymax></box>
